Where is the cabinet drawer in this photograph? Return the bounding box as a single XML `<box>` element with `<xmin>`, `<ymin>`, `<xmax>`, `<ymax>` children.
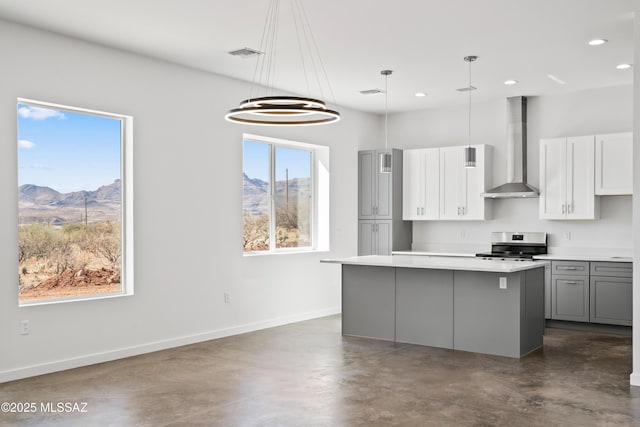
<box><xmin>590</xmin><ymin>262</ymin><xmax>632</xmax><ymax>278</ymax></box>
<box><xmin>551</xmin><ymin>261</ymin><xmax>589</xmax><ymax>276</ymax></box>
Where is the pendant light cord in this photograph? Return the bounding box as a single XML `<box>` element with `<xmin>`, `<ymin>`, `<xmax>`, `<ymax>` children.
<box><xmin>385</xmin><ymin>72</ymin><xmax>389</xmax><ymax>152</ymax></box>
<box><xmin>468</xmin><ymin>58</ymin><xmax>471</xmax><ymax>149</ymax></box>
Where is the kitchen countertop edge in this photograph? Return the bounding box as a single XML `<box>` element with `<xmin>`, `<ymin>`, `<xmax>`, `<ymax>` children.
<box><xmin>321</xmin><ymin>255</ymin><xmax>549</xmax><ymax>273</ymax></box>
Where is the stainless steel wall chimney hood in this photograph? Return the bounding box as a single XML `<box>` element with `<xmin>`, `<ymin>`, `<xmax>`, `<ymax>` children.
<box><xmin>482</xmin><ymin>96</ymin><xmax>539</xmax><ymax>198</ymax></box>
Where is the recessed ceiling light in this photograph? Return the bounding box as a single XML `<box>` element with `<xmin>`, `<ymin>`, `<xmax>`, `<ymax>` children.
<box><xmin>616</xmin><ymin>63</ymin><xmax>632</xmax><ymax>70</ymax></box>
<box><xmin>415</xmin><ymin>92</ymin><xmax>427</xmax><ymax>97</ymax></box>
<box><xmin>504</xmin><ymin>80</ymin><xmax>518</xmax><ymax>85</ymax></box>
<box><xmin>587</xmin><ymin>38</ymin><xmax>608</xmax><ymax>46</ymax></box>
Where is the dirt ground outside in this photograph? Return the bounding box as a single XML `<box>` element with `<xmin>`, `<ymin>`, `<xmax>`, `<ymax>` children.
<box><xmin>19</xmin><ymin>268</ymin><xmax>121</xmax><ymax>301</ymax></box>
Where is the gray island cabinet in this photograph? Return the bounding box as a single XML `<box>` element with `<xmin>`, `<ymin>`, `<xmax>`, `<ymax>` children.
<box><xmin>324</xmin><ymin>255</ymin><xmax>548</xmax><ymax>358</ymax></box>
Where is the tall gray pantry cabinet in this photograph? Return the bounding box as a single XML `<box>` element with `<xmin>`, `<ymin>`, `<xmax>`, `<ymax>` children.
<box><xmin>358</xmin><ymin>149</ymin><xmax>412</xmax><ymax>255</ymax></box>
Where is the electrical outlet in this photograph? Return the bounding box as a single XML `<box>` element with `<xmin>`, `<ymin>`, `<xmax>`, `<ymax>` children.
<box><xmin>20</xmin><ymin>320</ymin><xmax>30</xmax><ymax>335</ymax></box>
<box><xmin>563</xmin><ymin>231</ymin><xmax>571</xmax><ymax>241</ymax></box>
<box><xmin>224</xmin><ymin>292</ymin><xmax>230</xmax><ymax>304</ymax></box>
<box><xmin>499</xmin><ymin>277</ymin><xmax>507</xmax><ymax>290</ymax></box>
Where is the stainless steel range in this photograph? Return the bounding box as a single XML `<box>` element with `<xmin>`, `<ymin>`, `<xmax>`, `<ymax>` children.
<box><xmin>476</xmin><ymin>232</ymin><xmax>547</xmax><ymax>261</ymax></box>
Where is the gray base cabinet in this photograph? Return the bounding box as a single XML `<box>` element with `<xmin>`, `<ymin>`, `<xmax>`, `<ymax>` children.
<box><xmin>341</xmin><ymin>264</ymin><xmax>545</xmax><ymax>358</ymax></box>
<box><xmin>342</xmin><ymin>265</ymin><xmax>395</xmax><ymax>341</ymax></box>
<box><xmin>548</xmin><ymin>260</ymin><xmax>632</xmax><ymax>326</ymax></box>
<box><xmin>455</xmin><ymin>269</ymin><xmax>544</xmax><ymax>358</ymax></box>
<box><xmin>551</xmin><ymin>275</ymin><xmax>590</xmax><ymax>322</ymax></box>
<box><xmin>590</xmin><ymin>262</ymin><xmax>632</xmax><ymax>326</ymax></box>
<box><xmin>395</xmin><ymin>269</ymin><xmax>453</xmax><ymax>349</ymax></box>
<box><xmin>358</xmin><ymin>220</ymin><xmax>391</xmax><ymax>256</ymax></box>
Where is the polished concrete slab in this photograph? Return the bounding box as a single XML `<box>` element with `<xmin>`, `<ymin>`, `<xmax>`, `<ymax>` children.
<box><xmin>1</xmin><ymin>315</ymin><xmax>639</xmax><ymax>426</ymax></box>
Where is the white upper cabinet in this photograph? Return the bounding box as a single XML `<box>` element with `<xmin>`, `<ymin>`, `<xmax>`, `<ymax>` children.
<box><xmin>402</xmin><ymin>148</ymin><xmax>439</xmax><ymax>220</ymax></box>
<box><xmin>440</xmin><ymin>145</ymin><xmax>492</xmax><ymax>220</ymax></box>
<box><xmin>403</xmin><ymin>145</ymin><xmax>491</xmax><ymax>221</ymax></box>
<box><xmin>539</xmin><ymin>136</ymin><xmax>598</xmax><ymax>220</ymax></box>
<box><xmin>595</xmin><ymin>132</ymin><xmax>633</xmax><ymax>195</ymax></box>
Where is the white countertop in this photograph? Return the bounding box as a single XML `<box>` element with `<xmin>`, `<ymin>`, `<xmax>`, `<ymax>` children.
<box><xmin>392</xmin><ymin>251</ymin><xmax>632</xmax><ymax>263</ymax></box>
<box><xmin>321</xmin><ymin>255</ymin><xmax>549</xmax><ymax>273</ymax></box>
<box><xmin>533</xmin><ymin>254</ymin><xmax>632</xmax><ymax>263</ymax></box>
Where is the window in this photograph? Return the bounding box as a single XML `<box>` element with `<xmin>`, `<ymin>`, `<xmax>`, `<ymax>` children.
<box><xmin>243</xmin><ymin>134</ymin><xmax>329</xmax><ymax>254</ymax></box>
<box><xmin>17</xmin><ymin>98</ymin><xmax>133</xmax><ymax>305</ymax></box>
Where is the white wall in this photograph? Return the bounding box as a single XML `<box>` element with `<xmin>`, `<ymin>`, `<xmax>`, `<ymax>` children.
<box><xmin>630</xmin><ymin>11</ymin><xmax>640</xmax><ymax>387</ymax></box>
<box><xmin>387</xmin><ymin>86</ymin><xmax>633</xmax><ymax>254</ymax></box>
<box><xmin>0</xmin><ymin>20</ymin><xmax>377</xmax><ymax>382</ymax></box>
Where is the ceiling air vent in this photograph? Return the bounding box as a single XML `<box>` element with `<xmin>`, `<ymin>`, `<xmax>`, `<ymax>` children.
<box><xmin>360</xmin><ymin>89</ymin><xmax>384</xmax><ymax>95</ymax></box>
<box><xmin>228</xmin><ymin>47</ymin><xmax>263</xmax><ymax>58</ymax></box>
<box><xmin>456</xmin><ymin>85</ymin><xmax>477</xmax><ymax>92</ymax></box>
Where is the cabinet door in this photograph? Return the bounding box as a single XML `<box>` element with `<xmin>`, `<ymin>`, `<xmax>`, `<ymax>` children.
<box><xmin>342</xmin><ymin>265</ymin><xmax>396</xmax><ymax>341</ymax></box>
<box><xmin>358</xmin><ymin>151</ymin><xmax>375</xmax><ymax>219</ymax></box>
<box><xmin>439</xmin><ymin>147</ymin><xmax>465</xmax><ymax>219</ymax></box>
<box><xmin>539</xmin><ymin>138</ymin><xmax>567</xmax><ymax>219</ymax></box>
<box><xmin>423</xmin><ymin>149</ymin><xmax>440</xmax><ymax>219</ymax></box>
<box><xmin>566</xmin><ymin>136</ymin><xmax>596</xmax><ymax>219</ymax></box>
<box><xmin>358</xmin><ymin>220</ymin><xmax>375</xmax><ymax>256</ymax></box>
<box><xmin>463</xmin><ymin>145</ymin><xmax>486</xmax><ymax>219</ymax></box>
<box><xmin>395</xmin><ymin>268</ymin><xmax>453</xmax><ymax>348</ymax></box>
<box><xmin>590</xmin><ymin>276</ymin><xmax>632</xmax><ymax>326</ymax></box>
<box><xmin>551</xmin><ymin>275</ymin><xmax>589</xmax><ymax>322</ymax></box>
<box><xmin>375</xmin><ymin>221</ymin><xmax>392</xmax><ymax>256</ymax></box>
<box><xmin>375</xmin><ymin>150</ymin><xmax>393</xmax><ymax>219</ymax></box>
<box><xmin>595</xmin><ymin>132</ymin><xmax>633</xmax><ymax>195</ymax></box>
<box><xmin>402</xmin><ymin>149</ymin><xmax>423</xmax><ymax>220</ymax></box>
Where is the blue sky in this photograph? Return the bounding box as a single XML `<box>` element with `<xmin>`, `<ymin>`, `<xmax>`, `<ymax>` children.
<box><xmin>17</xmin><ymin>103</ymin><xmax>121</xmax><ymax>193</ymax></box>
<box><xmin>244</xmin><ymin>139</ymin><xmax>311</xmax><ymax>182</ymax></box>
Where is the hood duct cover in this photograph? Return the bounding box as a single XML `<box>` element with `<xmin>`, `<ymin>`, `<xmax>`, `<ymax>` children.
<box><xmin>482</xmin><ymin>96</ymin><xmax>539</xmax><ymax>198</ymax></box>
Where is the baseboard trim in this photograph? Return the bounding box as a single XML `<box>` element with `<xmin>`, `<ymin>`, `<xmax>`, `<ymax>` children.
<box><xmin>0</xmin><ymin>307</ymin><xmax>341</xmax><ymax>384</ymax></box>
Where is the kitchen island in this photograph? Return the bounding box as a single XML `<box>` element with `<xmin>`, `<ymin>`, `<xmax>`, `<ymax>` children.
<box><xmin>322</xmin><ymin>255</ymin><xmax>549</xmax><ymax>358</ymax></box>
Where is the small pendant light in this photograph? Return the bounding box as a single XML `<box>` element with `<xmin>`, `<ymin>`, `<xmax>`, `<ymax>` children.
<box><xmin>464</xmin><ymin>55</ymin><xmax>477</xmax><ymax>168</ymax></box>
<box><xmin>380</xmin><ymin>70</ymin><xmax>393</xmax><ymax>173</ymax></box>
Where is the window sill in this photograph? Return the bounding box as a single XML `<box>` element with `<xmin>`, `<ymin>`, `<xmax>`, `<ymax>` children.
<box><xmin>19</xmin><ymin>290</ymin><xmax>133</xmax><ymax>308</ymax></box>
<box><xmin>243</xmin><ymin>249</ymin><xmax>330</xmax><ymax>257</ymax></box>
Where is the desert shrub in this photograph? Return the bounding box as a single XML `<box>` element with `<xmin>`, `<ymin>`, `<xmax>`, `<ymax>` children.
<box><xmin>82</xmin><ymin>221</ymin><xmax>121</xmax><ymax>265</ymax></box>
<box><xmin>243</xmin><ymin>213</ymin><xmax>269</xmax><ymax>251</ymax></box>
<box><xmin>18</xmin><ymin>224</ymin><xmax>57</xmax><ymax>263</ymax></box>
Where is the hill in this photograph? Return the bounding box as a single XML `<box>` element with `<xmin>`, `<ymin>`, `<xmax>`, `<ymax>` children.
<box><xmin>19</xmin><ymin>180</ymin><xmax>121</xmax><ymax>225</ymax></box>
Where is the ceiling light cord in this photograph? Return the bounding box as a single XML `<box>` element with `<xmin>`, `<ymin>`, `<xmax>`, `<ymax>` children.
<box><xmin>226</xmin><ymin>0</ymin><xmax>340</xmax><ymax>126</ymax></box>
<box><xmin>468</xmin><ymin>57</ymin><xmax>471</xmax><ymax>148</ymax></box>
<box><xmin>463</xmin><ymin>55</ymin><xmax>477</xmax><ymax>168</ymax></box>
<box><xmin>385</xmin><ymin>72</ymin><xmax>389</xmax><ymax>152</ymax></box>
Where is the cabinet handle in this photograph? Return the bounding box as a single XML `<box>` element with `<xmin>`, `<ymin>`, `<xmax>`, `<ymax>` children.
<box><xmin>562</xmin><ymin>204</ymin><xmax>565</xmax><ymax>214</ymax></box>
<box><xmin>558</xmin><ymin>266</ymin><xmax>578</xmax><ymax>270</ymax></box>
<box><xmin>457</xmin><ymin>207</ymin><xmax>461</xmax><ymax>215</ymax></box>
<box><xmin>421</xmin><ymin>207</ymin><xmax>425</xmax><ymax>215</ymax></box>
<box><xmin>417</xmin><ymin>207</ymin><xmax>420</xmax><ymax>216</ymax></box>
<box><xmin>563</xmin><ymin>281</ymin><xmax>578</xmax><ymax>284</ymax></box>
<box><xmin>463</xmin><ymin>206</ymin><xmax>466</xmax><ymax>215</ymax></box>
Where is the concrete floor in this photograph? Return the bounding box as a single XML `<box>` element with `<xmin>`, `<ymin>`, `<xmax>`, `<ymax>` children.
<box><xmin>1</xmin><ymin>314</ymin><xmax>639</xmax><ymax>426</ymax></box>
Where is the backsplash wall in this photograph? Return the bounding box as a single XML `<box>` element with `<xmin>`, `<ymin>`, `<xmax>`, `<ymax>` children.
<box><xmin>388</xmin><ymin>85</ymin><xmax>633</xmax><ymax>253</ymax></box>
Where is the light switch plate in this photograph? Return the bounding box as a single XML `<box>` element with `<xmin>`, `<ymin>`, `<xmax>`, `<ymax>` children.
<box><xmin>499</xmin><ymin>277</ymin><xmax>507</xmax><ymax>289</ymax></box>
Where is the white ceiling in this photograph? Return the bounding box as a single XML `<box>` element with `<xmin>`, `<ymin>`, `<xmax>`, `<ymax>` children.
<box><xmin>0</xmin><ymin>0</ymin><xmax>636</xmax><ymax>113</ymax></box>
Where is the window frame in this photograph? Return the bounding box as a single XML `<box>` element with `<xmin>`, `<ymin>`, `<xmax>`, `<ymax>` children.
<box><xmin>17</xmin><ymin>98</ymin><xmax>134</xmax><ymax>306</ymax></box>
<box><xmin>243</xmin><ymin>133</ymin><xmax>327</xmax><ymax>255</ymax></box>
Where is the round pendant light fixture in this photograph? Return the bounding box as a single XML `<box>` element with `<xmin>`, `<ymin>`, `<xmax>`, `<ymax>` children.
<box><xmin>464</xmin><ymin>55</ymin><xmax>477</xmax><ymax>168</ymax></box>
<box><xmin>225</xmin><ymin>0</ymin><xmax>340</xmax><ymax>126</ymax></box>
